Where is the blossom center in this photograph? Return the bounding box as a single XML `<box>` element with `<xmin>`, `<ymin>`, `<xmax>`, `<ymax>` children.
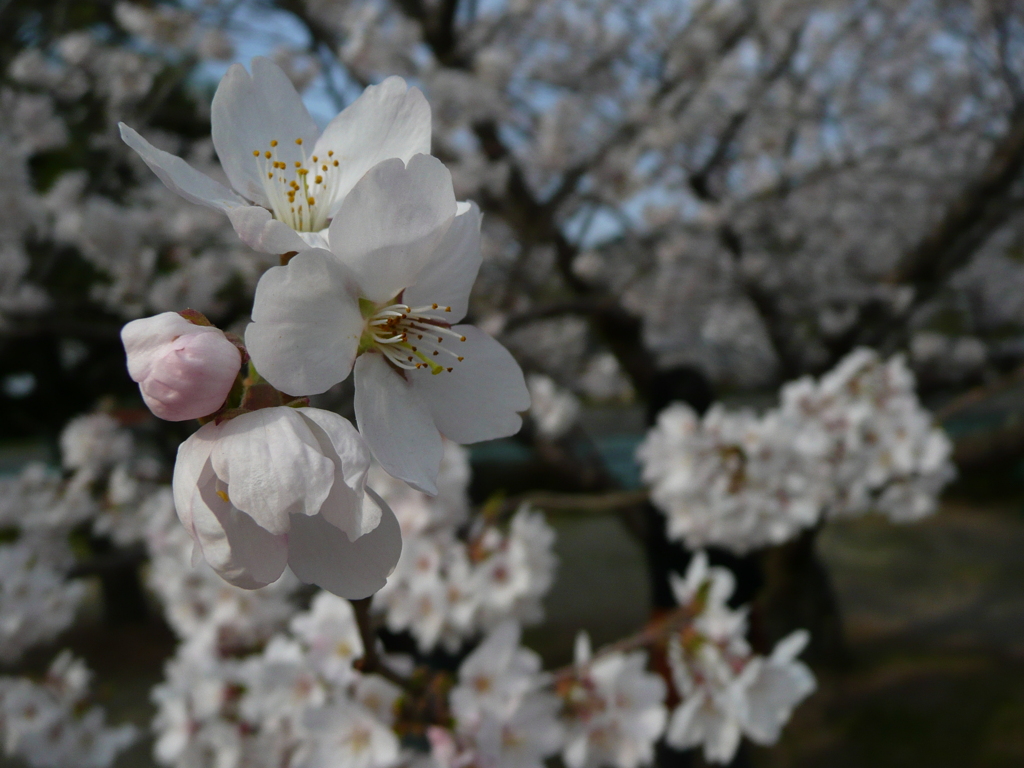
<box><xmin>360</xmin><ymin>301</ymin><xmax>467</xmax><ymax>375</ymax></box>
<box><xmin>251</xmin><ymin>138</ymin><xmax>340</xmax><ymax>232</ymax></box>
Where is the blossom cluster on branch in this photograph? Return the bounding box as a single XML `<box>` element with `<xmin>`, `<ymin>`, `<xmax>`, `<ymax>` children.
<box><xmin>638</xmin><ymin>349</ymin><xmax>956</xmax><ymax>553</ymax></box>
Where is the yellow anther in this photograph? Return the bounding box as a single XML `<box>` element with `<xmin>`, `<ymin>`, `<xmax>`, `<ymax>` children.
<box><xmin>333</xmin><ymin>160</ymin><xmax>339</xmax><ymax>166</ymax></box>
<box><xmin>270</xmin><ymin>139</ymin><xmax>278</xmax><ymax>147</ymax></box>
<box><xmin>216</xmin><ymin>489</ymin><xmax>230</xmax><ymax>504</ymax></box>
<box><xmin>294</xmin><ymin>161</ymin><xmax>302</xmax><ymax>168</ymax></box>
<box><xmin>297</xmin><ymin>168</ymin><xmax>309</xmax><ymax>176</ymax></box>
<box><xmin>252</xmin><ymin>149</ymin><xmax>260</xmax><ymax>156</ymax></box>
<box><xmin>322</xmin><ymin>164</ymin><xmax>328</xmax><ymax>171</ymax></box>
<box><xmin>457</xmin><ymin>356</ymin><xmax>464</xmax><ymax>361</ymax></box>
<box><xmin>307</xmin><ymin>196</ymin><xmax>315</xmax><ymax>205</ymax></box>
<box><xmin>445</xmin><ymin>306</ymin><xmax>452</xmax><ymax>312</ymax></box>
<box><xmin>315</xmin><ymin>175</ymin><xmax>323</xmax><ymax>184</ymax></box>
<box><xmin>459</xmin><ymin>335</ymin><xmax>467</xmax><ymax>341</ymax></box>
<box><xmin>268</xmin><ymin>172</ymin><xmax>274</xmax><ymax>179</ymax></box>
<box><xmin>312</xmin><ymin>155</ymin><xmax>318</xmax><ymax>162</ymax></box>
<box><xmin>264</xmin><ymin>151</ymin><xmax>272</xmax><ymax>158</ymax></box>
<box><xmin>432</xmin><ymin>303</ymin><xmax>438</xmax><ymax>309</ymax></box>
<box><xmin>295</xmin><ymin>137</ymin><xmax>303</xmax><ymax>145</ymax></box>
<box><xmin>327</xmin><ymin>150</ymin><xmax>334</xmax><ymax>157</ymax></box>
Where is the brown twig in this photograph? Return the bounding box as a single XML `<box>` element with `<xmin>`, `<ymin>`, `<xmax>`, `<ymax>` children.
<box><xmin>349</xmin><ymin>597</ymin><xmax>413</xmax><ymax>690</ymax></box>
<box><xmin>934</xmin><ymin>363</ymin><xmax>1024</xmax><ymax>422</ymax></box>
<box><xmin>503</xmin><ymin>489</ymin><xmax>649</xmax><ymax>515</ymax></box>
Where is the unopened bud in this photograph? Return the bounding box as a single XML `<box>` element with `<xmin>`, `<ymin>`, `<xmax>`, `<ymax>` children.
<box><xmin>121</xmin><ymin>312</ymin><xmax>241</xmax><ymax>421</ymax></box>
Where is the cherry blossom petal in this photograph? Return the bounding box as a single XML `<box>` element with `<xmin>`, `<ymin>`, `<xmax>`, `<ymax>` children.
<box><xmin>402</xmin><ymin>202</ymin><xmax>482</xmax><ymax>323</ymax></box>
<box><xmin>411</xmin><ymin>325</ymin><xmax>530</xmax><ymax>444</ymax></box>
<box><xmin>190</xmin><ymin>466</ymin><xmax>289</xmax><ymax>589</ymax></box>
<box><xmin>227</xmin><ymin>205</ymin><xmax>316</xmax><ymax>255</ymax></box>
<box><xmin>327</xmin><ymin>155</ymin><xmax>457</xmax><ymax>304</ymax></box>
<box><xmin>211</xmin><ymin>57</ymin><xmax>320</xmax><ymax>207</ymax></box>
<box><xmin>315</xmin><ymin>76</ymin><xmax>432</xmax><ymax>217</ymax></box>
<box><xmin>172</xmin><ymin>426</ymin><xmax>217</xmax><ymax>544</ymax></box>
<box><xmin>296</xmin><ymin>409</ymin><xmax>380</xmax><ymax>540</ymax></box>
<box><xmin>246</xmin><ymin>249</ymin><xmax>364</xmax><ymax>396</ymax></box>
<box><xmin>287</xmin><ymin>490</ymin><xmax>403</xmax><ymax>599</ymax></box>
<box><xmin>354</xmin><ymin>352</ymin><xmax>443</xmax><ymax>495</ymax></box>
<box><xmin>119</xmin><ymin>123</ymin><xmax>245</xmax><ymax>212</ymax></box>
<box><xmin>209</xmin><ymin>408</ymin><xmax>336</xmax><ymax>535</ymax></box>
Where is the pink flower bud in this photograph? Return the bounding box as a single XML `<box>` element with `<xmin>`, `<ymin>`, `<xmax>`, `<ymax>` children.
<box><xmin>121</xmin><ymin>312</ymin><xmax>241</xmax><ymax>421</ymax></box>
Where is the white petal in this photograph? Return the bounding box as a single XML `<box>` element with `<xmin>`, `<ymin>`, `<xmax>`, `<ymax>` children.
<box><xmin>354</xmin><ymin>353</ymin><xmax>442</xmax><ymax>494</ymax></box>
<box><xmin>328</xmin><ymin>155</ymin><xmax>457</xmax><ymax>303</ymax></box>
<box><xmin>314</xmin><ymin>76</ymin><xmax>432</xmax><ymax>216</ymax></box>
<box><xmin>190</xmin><ymin>467</ymin><xmax>289</xmax><ymax>588</ymax></box>
<box><xmin>287</xmin><ymin>490</ymin><xmax>403</xmax><ymax>599</ymax></box>
<box><xmin>770</xmin><ymin>629</ymin><xmax>810</xmax><ymax>664</ymax></box>
<box><xmin>210</xmin><ymin>408</ymin><xmax>336</xmax><ymax>535</ymax></box>
<box><xmin>402</xmin><ymin>202</ymin><xmax>482</xmax><ymax>323</ymax></box>
<box><xmin>119</xmin><ymin>123</ymin><xmax>245</xmax><ymax>212</ymax></box>
<box><xmin>411</xmin><ymin>325</ymin><xmax>529</xmax><ymax>444</ymax></box>
<box><xmin>227</xmin><ymin>205</ymin><xmax>316</xmax><ymax>255</ymax></box>
<box><xmin>172</xmin><ymin>424</ymin><xmax>218</xmax><ymax>543</ymax></box>
<box><xmin>211</xmin><ymin>57</ymin><xmax>320</xmax><ymax>207</ymax></box>
<box><xmin>246</xmin><ymin>249</ymin><xmax>364</xmax><ymax>396</ymax></box>
<box><xmin>296</xmin><ymin>408</ymin><xmax>380</xmax><ymax>540</ymax></box>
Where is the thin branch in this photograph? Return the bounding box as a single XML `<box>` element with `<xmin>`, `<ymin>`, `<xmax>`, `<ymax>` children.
<box><xmin>550</xmin><ymin>603</ymin><xmax>696</xmax><ymax>679</ymax></box>
<box><xmin>349</xmin><ymin>597</ymin><xmax>413</xmax><ymax>690</ymax></box>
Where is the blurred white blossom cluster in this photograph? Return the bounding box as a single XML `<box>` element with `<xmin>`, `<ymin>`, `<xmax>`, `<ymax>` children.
<box><xmin>0</xmin><ymin>411</ymin><xmax>160</xmax><ymax>661</ymax></box>
<box><xmin>370</xmin><ymin>443</ymin><xmax>557</xmax><ymax>653</ymax></box>
<box><xmin>0</xmin><ymin>651</ymin><xmax>137</xmax><ymax>768</ymax></box>
<box><xmin>429</xmin><ymin>552</ymin><xmax>815</xmax><ymax>768</ymax></box>
<box><xmin>0</xmin><ymin>11</ymin><xmax>270</xmax><ymax>331</ymax></box>
<box><xmin>664</xmin><ymin>553</ymin><xmax>815</xmax><ymax>763</ymax></box>
<box><xmin>152</xmin><ymin>593</ymin><xmax>403</xmax><ymax>768</ymax></box>
<box><xmin>638</xmin><ymin>349</ymin><xmax>956</xmax><ymax>553</ymax></box>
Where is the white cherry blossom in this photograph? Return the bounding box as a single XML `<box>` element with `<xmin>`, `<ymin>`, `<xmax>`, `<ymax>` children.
<box><xmin>245</xmin><ymin>157</ymin><xmax>529</xmax><ymax>493</ymax></box>
<box><xmin>664</xmin><ymin>553</ymin><xmax>815</xmax><ymax>764</ymax></box>
<box><xmin>440</xmin><ymin>622</ymin><xmax>563</xmax><ymax>768</ymax></box>
<box><xmin>119</xmin><ymin>57</ymin><xmax>431</xmax><ymax>253</ymax></box>
<box><xmin>172</xmin><ymin>405</ymin><xmax>401</xmax><ymax>597</ymax></box>
<box><xmin>289</xmin><ymin>591</ymin><xmax>364</xmax><ymax>685</ymax></box>
<box><xmin>561</xmin><ymin>634</ymin><xmax>667</xmax><ymax>768</ymax></box>
<box><xmin>295</xmin><ymin>701</ymin><xmax>400</xmax><ymax>768</ymax></box>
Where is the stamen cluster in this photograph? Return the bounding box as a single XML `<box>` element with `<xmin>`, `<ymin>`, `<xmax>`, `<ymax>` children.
<box><xmin>253</xmin><ymin>137</ymin><xmax>341</xmax><ymax>232</ymax></box>
<box><xmin>365</xmin><ymin>302</ymin><xmax>466</xmax><ymax>374</ymax></box>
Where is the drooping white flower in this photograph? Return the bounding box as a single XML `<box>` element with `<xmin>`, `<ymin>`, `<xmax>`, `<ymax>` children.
<box><xmin>122</xmin><ymin>311</ymin><xmax>241</xmax><ymax>421</ymax></box>
<box><xmin>172</xmin><ymin>406</ymin><xmax>401</xmax><ymax>597</ymax></box>
<box><xmin>245</xmin><ymin>157</ymin><xmax>529</xmax><ymax>493</ymax></box>
<box><xmin>561</xmin><ymin>634</ymin><xmax>667</xmax><ymax>768</ymax></box>
<box><xmin>119</xmin><ymin>57</ymin><xmax>431</xmax><ymax>254</ymax></box>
